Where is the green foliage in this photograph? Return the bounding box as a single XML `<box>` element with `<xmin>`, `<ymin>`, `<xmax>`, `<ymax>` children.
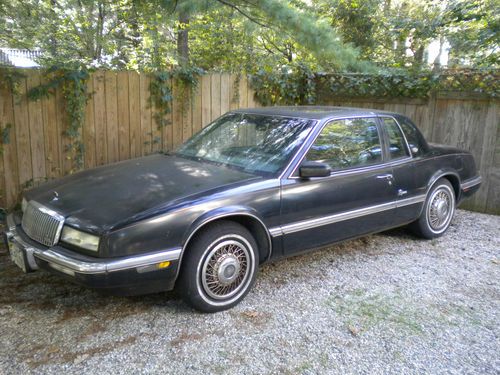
<box><xmin>445</xmin><ymin>0</ymin><xmax>499</xmax><ymax>67</ymax></box>
<box><xmin>28</xmin><ymin>65</ymin><xmax>91</xmax><ymax>172</ymax></box>
<box><xmin>251</xmin><ymin>68</ymin><xmax>500</xmax><ymax>104</ymax></box>
<box><xmin>250</xmin><ymin>63</ymin><xmax>316</xmax><ymax>105</ymax></box>
<box><xmin>317</xmin><ymin>71</ymin><xmax>440</xmax><ymax>99</ymax></box>
<box><xmin>0</xmin><ymin>68</ymin><xmax>26</xmax><ymax>98</ymax></box>
<box><xmin>149</xmin><ymin>66</ymin><xmax>203</xmax><ymax>130</ymax></box>
<box><xmin>0</xmin><ymin>123</ymin><xmax>13</xmax><ymax>155</ymax></box>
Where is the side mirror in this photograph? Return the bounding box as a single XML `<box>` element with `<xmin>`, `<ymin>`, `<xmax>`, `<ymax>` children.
<box><xmin>299</xmin><ymin>161</ymin><xmax>331</xmax><ymax>178</ymax></box>
<box><xmin>410</xmin><ymin>145</ymin><xmax>419</xmax><ymax>154</ymax></box>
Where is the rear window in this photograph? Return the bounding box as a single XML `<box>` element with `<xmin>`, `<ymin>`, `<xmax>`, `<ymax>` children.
<box><xmin>397</xmin><ymin>116</ymin><xmax>426</xmax><ymax>157</ymax></box>
<box><xmin>381</xmin><ymin>117</ymin><xmax>410</xmax><ymax>159</ymax></box>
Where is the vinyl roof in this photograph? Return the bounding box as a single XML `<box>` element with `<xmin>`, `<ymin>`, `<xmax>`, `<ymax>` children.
<box><xmin>231</xmin><ymin>106</ymin><xmax>399</xmax><ymax>120</ymax></box>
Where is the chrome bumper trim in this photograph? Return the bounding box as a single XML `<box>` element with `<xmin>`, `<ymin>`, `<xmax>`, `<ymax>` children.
<box><xmin>5</xmin><ymin>213</ymin><xmax>40</xmax><ymax>270</ymax></box>
<box><xmin>35</xmin><ymin>248</ymin><xmax>182</xmax><ymax>274</ymax></box>
<box><xmin>4</xmin><ymin>214</ymin><xmax>181</xmax><ymax>275</ymax></box>
<box><xmin>461</xmin><ymin>176</ymin><xmax>481</xmax><ymax>190</ymax></box>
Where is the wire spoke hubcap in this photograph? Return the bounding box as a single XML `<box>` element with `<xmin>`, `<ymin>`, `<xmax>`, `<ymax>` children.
<box><xmin>201</xmin><ymin>240</ymin><xmax>250</xmax><ymax>300</ymax></box>
<box><xmin>427</xmin><ymin>187</ymin><xmax>453</xmax><ymax>231</ymax></box>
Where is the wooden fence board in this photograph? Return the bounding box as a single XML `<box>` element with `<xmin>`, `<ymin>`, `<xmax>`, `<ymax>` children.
<box><xmin>238</xmin><ymin>76</ymin><xmax>248</xmax><ymax>108</ymax></box>
<box><xmin>41</xmin><ymin>75</ymin><xmax>61</xmax><ymax>178</ymax></box>
<box><xmin>220</xmin><ymin>74</ymin><xmax>231</xmax><ymax>115</ymax></box>
<box><xmin>117</xmin><ymin>71</ymin><xmax>131</xmax><ymax>161</ymax></box>
<box><xmin>139</xmin><ymin>74</ymin><xmax>152</xmax><ymax>156</ymax></box>
<box><xmin>164</xmin><ymin>79</ymin><xmax>174</xmax><ymax>151</ymax></box>
<box><xmin>182</xmin><ymin>87</ymin><xmax>193</xmax><ymax>142</ymax></box>
<box><xmin>13</xmin><ymin>77</ymin><xmax>32</xmax><ymax>186</ymax></box>
<box><xmin>128</xmin><ymin>72</ymin><xmax>141</xmax><ymax>158</ymax></box>
<box><xmin>0</xmin><ymin>85</ymin><xmax>18</xmax><ymax>207</ymax></box>
<box><xmin>26</xmin><ymin>72</ymin><xmax>46</xmax><ymax>180</ymax></box>
<box><xmin>192</xmin><ymin>82</ymin><xmax>202</xmax><ymax>135</ymax></box>
<box><xmin>247</xmin><ymin>82</ymin><xmax>256</xmax><ymax>108</ymax></box>
<box><xmin>229</xmin><ymin>75</ymin><xmax>239</xmax><ymax>110</ymax></box>
<box><xmin>93</xmin><ymin>71</ymin><xmax>107</xmax><ymax>165</ymax></box>
<box><xmin>83</xmin><ymin>77</ymin><xmax>96</xmax><ymax>169</ymax></box>
<box><xmin>105</xmin><ymin>71</ymin><xmax>119</xmax><ymax>163</ymax></box>
<box><xmin>54</xmin><ymin>86</ymin><xmax>66</xmax><ymax>175</ymax></box>
<box><xmin>172</xmin><ymin>81</ymin><xmax>183</xmax><ymax>149</ymax></box>
<box><xmin>201</xmin><ymin>75</ymin><xmax>211</xmax><ymax>127</ymax></box>
<box><xmin>211</xmin><ymin>74</ymin><xmax>221</xmax><ymax>122</ymax></box>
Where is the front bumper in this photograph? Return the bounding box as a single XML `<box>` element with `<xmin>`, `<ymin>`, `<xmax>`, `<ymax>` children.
<box><xmin>3</xmin><ymin>213</ymin><xmax>181</xmax><ymax>295</ymax></box>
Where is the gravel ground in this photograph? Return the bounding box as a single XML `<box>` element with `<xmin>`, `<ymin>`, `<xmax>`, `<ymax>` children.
<box><xmin>0</xmin><ymin>209</ymin><xmax>499</xmax><ymax>375</ymax></box>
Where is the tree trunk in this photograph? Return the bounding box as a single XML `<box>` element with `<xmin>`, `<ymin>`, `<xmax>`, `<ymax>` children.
<box><xmin>433</xmin><ymin>36</ymin><xmax>445</xmax><ymax>71</ymax></box>
<box><xmin>177</xmin><ymin>10</ymin><xmax>190</xmax><ymax>66</ymax></box>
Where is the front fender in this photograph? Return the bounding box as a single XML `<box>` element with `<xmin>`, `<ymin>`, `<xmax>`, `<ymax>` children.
<box><xmin>174</xmin><ymin>205</ymin><xmax>272</xmax><ymax>282</ymax></box>
<box><xmin>181</xmin><ymin>205</ymin><xmax>268</xmax><ymax>247</ymax></box>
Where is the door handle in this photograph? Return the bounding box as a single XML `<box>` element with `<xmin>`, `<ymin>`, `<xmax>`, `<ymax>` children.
<box><xmin>376</xmin><ymin>174</ymin><xmax>393</xmax><ymax>180</ymax></box>
<box><xmin>376</xmin><ymin>173</ymin><xmax>393</xmax><ymax>186</ymax></box>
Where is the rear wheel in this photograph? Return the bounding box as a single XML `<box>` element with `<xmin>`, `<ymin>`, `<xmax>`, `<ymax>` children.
<box><xmin>410</xmin><ymin>178</ymin><xmax>456</xmax><ymax>239</ymax></box>
<box><xmin>177</xmin><ymin>221</ymin><xmax>259</xmax><ymax>312</ymax></box>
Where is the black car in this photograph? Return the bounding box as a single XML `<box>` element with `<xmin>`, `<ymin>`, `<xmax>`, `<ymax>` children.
<box><xmin>4</xmin><ymin>107</ymin><xmax>481</xmax><ymax>312</ymax></box>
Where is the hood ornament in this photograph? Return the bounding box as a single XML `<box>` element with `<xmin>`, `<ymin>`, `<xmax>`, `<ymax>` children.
<box><xmin>52</xmin><ymin>191</ymin><xmax>59</xmax><ymax>201</ymax></box>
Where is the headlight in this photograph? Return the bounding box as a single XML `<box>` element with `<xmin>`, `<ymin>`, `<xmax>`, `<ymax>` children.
<box><xmin>22</xmin><ymin>197</ymin><xmax>28</xmax><ymax>213</ymax></box>
<box><xmin>61</xmin><ymin>226</ymin><xmax>100</xmax><ymax>252</ymax></box>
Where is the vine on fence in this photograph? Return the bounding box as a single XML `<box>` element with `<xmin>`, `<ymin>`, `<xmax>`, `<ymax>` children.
<box><xmin>0</xmin><ymin>67</ymin><xmax>26</xmax><ymax>99</ymax></box>
<box><xmin>148</xmin><ymin>66</ymin><xmax>203</xmax><ymax>144</ymax></box>
<box><xmin>249</xmin><ymin>63</ymin><xmax>316</xmax><ymax>106</ymax></box>
<box><xmin>0</xmin><ymin>123</ymin><xmax>12</xmax><ymax>155</ymax></box>
<box><xmin>27</xmin><ymin>65</ymin><xmax>91</xmax><ymax>173</ymax></box>
<box><xmin>250</xmin><ymin>68</ymin><xmax>500</xmax><ymax>104</ymax></box>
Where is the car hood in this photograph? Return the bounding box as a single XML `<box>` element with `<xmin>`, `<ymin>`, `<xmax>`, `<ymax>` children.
<box><xmin>25</xmin><ymin>154</ymin><xmax>259</xmax><ymax>233</ymax></box>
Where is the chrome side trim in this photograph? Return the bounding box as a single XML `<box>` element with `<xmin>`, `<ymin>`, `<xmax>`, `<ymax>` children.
<box><xmin>269</xmin><ymin>195</ymin><xmax>426</xmax><ymax>236</ymax></box>
<box><xmin>268</xmin><ymin>227</ymin><xmax>283</xmax><ymax>237</ymax></box>
<box><xmin>34</xmin><ymin>247</ymin><xmax>182</xmax><ymax>274</ymax></box>
<box><xmin>396</xmin><ymin>194</ymin><xmax>427</xmax><ymax>207</ymax></box>
<box><xmin>461</xmin><ymin>176</ymin><xmax>482</xmax><ymax>190</ymax></box>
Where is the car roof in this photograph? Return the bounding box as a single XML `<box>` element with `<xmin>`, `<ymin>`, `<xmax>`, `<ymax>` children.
<box><xmin>231</xmin><ymin>106</ymin><xmax>399</xmax><ymax>120</ymax></box>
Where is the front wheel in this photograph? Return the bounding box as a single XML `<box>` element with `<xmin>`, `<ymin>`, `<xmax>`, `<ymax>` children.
<box><xmin>177</xmin><ymin>221</ymin><xmax>259</xmax><ymax>313</ymax></box>
<box><xmin>410</xmin><ymin>178</ymin><xmax>456</xmax><ymax>239</ymax></box>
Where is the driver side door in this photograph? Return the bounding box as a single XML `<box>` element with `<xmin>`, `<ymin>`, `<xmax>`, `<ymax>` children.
<box><xmin>279</xmin><ymin>117</ymin><xmax>399</xmax><ymax>255</ymax></box>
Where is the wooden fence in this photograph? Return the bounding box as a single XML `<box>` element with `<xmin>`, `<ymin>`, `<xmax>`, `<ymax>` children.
<box><xmin>0</xmin><ymin>71</ymin><xmax>260</xmax><ymax>209</ymax></box>
<box><xmin>0</xmin><ymin>70</ymin><xmax>498</xmax><ymax>214</ymax></box>
<box><xmin>318</xmin><ymin>94</ymin><xmax>499</xmax><ymax>214</ymax></box>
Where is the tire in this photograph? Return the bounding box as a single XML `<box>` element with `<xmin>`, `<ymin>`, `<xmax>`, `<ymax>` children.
<box><xmin>410</xmin><ymin>178</ymin><xmax>456</xmax><ymax>239</ymax></box>
<box><xmin>177</xmin><ymin>220</ymin><xmax>259</xmax><ymax>313</ymax></box>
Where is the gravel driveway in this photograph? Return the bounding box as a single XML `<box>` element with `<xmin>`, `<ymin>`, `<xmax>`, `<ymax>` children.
<box><xmin>0</xmin><ymin>209</ymin><xmax>499</xmax><ymax>374</ymax></box>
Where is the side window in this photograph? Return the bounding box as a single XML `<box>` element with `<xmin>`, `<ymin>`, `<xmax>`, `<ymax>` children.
<box><xmin>382</xmin><ymin>117</ymin><xmax>410</xmax><ymax>159</ymax></box>
<box><xmin>398</xmin><ymin>117</ymin><xmax>425</xmax><ymax>156</ymax></box>
<box><xmin>306</xmin><ymin>117</ymin><xmax>382</xmax><ymax>171</ymax></box>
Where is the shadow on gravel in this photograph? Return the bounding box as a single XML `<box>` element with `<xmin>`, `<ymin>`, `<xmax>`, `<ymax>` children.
<box><xmin>0</xmin><ymin>224</ymin><xmax>422</xmax><ymax>315</ymax></box>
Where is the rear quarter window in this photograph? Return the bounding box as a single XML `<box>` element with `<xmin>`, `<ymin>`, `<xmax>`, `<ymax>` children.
<box><xmin>397</xmin><ymin>116</ymin><xmax>427</xmax><ymax>157</ymax></box>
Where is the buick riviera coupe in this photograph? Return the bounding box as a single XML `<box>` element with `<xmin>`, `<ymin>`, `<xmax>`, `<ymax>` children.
<box><xmin>4</xmin><ymin>107</ymin><xmax>481</xmax><ymax>312</ymax></box>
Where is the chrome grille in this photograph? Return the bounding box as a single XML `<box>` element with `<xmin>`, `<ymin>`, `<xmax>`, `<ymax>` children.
<box><xmin>21</xmin><ymin>201</ymin><xmax>64</xmax><ymax>247</ymax></box>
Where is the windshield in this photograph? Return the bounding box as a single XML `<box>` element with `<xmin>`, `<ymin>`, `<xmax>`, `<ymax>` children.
<box><xmin>176</xmin><ymin>113</ymin><xmax>315</xmax><ymax>176</ymax></box>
